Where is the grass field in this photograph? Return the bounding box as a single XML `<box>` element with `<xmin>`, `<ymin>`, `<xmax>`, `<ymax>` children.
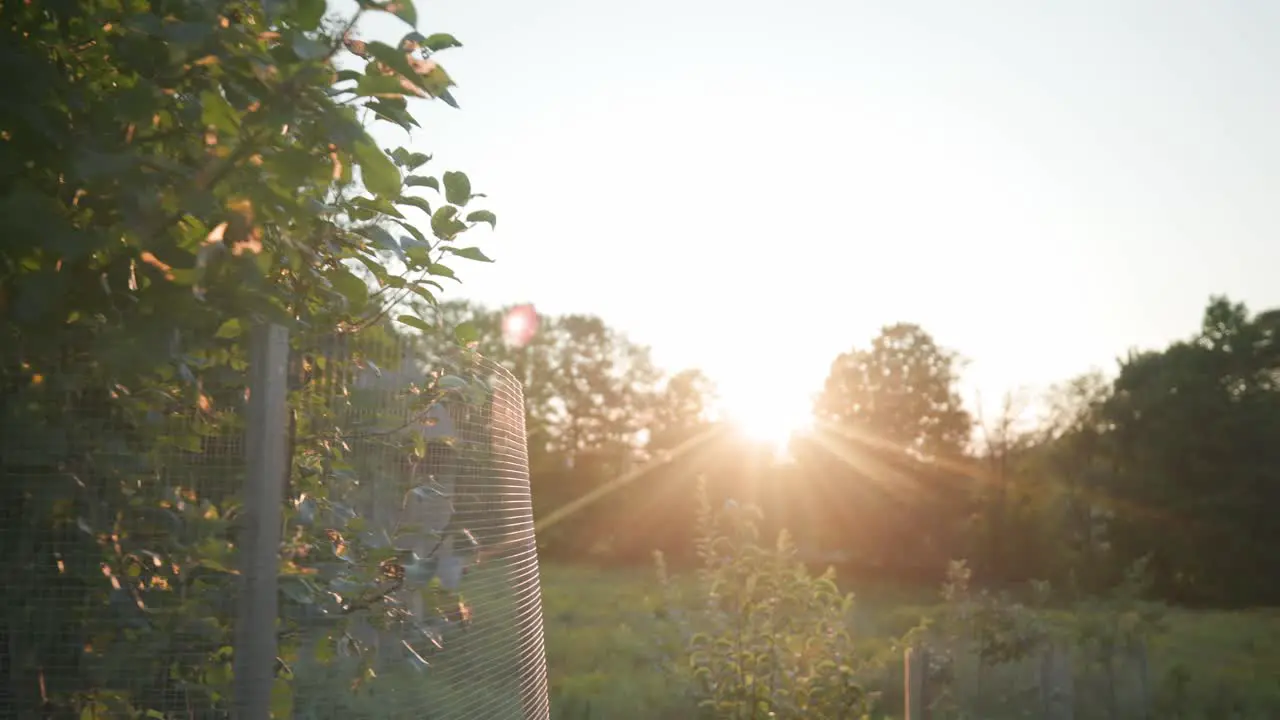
<box><xmin>538</xmin><ymin>562</ymin><xmax>1280</xmax><ymax>719</ymax></box>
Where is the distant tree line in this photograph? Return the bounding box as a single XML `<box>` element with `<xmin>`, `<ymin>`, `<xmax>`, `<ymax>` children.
<box><xmin>434</xmin><ymin>296</ymin><xmax>1280</xmax><ymax>608</ymax></box>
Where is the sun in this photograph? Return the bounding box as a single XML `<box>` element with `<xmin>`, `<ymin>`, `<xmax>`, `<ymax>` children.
<box><xmin>722</xmin><ymin>393</ymin><xmax>814</xmax><ymax>454</ymax></box>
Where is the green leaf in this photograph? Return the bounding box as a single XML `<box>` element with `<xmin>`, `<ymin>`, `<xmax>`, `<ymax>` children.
<box><xmin>437</xmin><ymin>87</ymin><xmax>461</xmax><ymax>109</ymax></box>
<box><xmin>384</xmin><ymin>0</ymin><xmax>417</xmax><ymax>26</ymax></box>
<box><xmin>200</xmin><ymin>90</ymin><xmax>240</xmax><ymax>134</ymax></box>
<box><xmin>366</xmin><ymin>41</ymin><xmax>429</xmax><ymax>94</ymax></box>
<box><xmin>445</xmin><ymin>246</ymin><xmax>493</xmax><ymax>263</ymax></box>
<box><xmin>390</xmin><ymin>217</ymin><xmax>429</xmax><ymax>247</ymax></box>
<box><xmin>328</xmin><ymin>267</ymin><xmax>370</xmax><ymax>309</ymax></box>
<box><xmin>352</xmin><ymin>254</ymin><xmax>390</xmax><ymax>282</ymax></box>
<box><xmin>454</xmin><ymin>321</ymin><xmax>478</xmax><ymax>345</ymax></box>
<box><xmin>353</xmin><ymin>138</ymin><xmax>400</xmax><ymax>197</ymax></box>
<box><xmin>160</xmin><ymin>20</ymin><xmax>214</xmax><ymax>49</ymax></box>
<box><xmin>407</xmin><ymin>284</ymin><xmax>436</xmax><ymax>303</ymax></box>
<box><xmin>355</xmin><ymin>73</ymin><xmax>410</xmax><ymax>97</ymax></box>
<box><xmin>406</xmin><ymin>175</ymin><xmax>439</xmax><ymax>191</ymax></box>
<box><xmin>397</xmin><ymin>195</ymin><xmax>432</xmax><ymax>215</ymax></box>
<box><xmin>215</xmin><ymin>318</ymin><xmax>244</xmax><ymax>339</ymax></box>
<box><xmin>422</xmin><ymin>33</ymin><xmax>463</xmax><ymax>52</ymax></box>
<box><xmin>405</xmin><ymin>244</ymin><xmax>432</xmax><ymax>267</ymax></box>
<box><xmin>428</xmin><ymin>263</ymin><xmax>457</xmax><ymax>280</ymax></box>
<box><xmin>297</xmin><ymin>0</ymin><xmax>327</xmax><ymax>30</ymax></box>
<box><xmin>390</xmin><ymin>148</ymin><xmax>432</xmax><ymax>170</ymax></box>
<box><xmin>465</xmin><ymin>209</ymin><xmax>496</xmax><ymax>229</ymax></box>
<box><xmin>400</xmin><ymin>31</ymin><xmax>427</xmax><ymax>51</ymax></box>
<box><xmin>368</xmin><ymin>98</ymin><xmax>419</xmax><ymax>130</ymax></box>
<box><xmin>354</xmin><ymin>225</ymin><xmax>403</xmax><ymax>257</ymax></box>
<box><xmin>291</xmin><ymin>32</ymin><xmax>330</xmax><ymax>60</ymax></box>
<box><xmin>398</xmin><ymin>314</ymin><xmax>433</xmax><ymax>332</ymax></box>
<box><xmin>430</xmin><ymin>206</ymin><xmax>467</xmax><ymax>240</ymax></box>
<box><xmin>442</xmin><ymin>170</ymin><xmax>471</xmax><ymax>206</ymax></box>
<box><xmin>350</xmin><ymin>194</ymin><xmax>404</xmax><ymax>219</ymax></box>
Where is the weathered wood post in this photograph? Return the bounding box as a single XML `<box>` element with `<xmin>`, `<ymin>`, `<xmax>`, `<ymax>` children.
<box><xmin>235</xmin><ymin>323</ymin><xmax>289</xmax><ymax>719</ymax></box>
<box><xmin>905</xmin><ymin>645</ymin><xmax>930</xmax><ymax>720</ymax></box>
<box><xmin>1039</xmin><ymin>643</ymin><xmax>1075</xmax><ymax>720</ymax></box>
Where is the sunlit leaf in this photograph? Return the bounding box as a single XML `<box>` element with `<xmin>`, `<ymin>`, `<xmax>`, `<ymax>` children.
<box><xmin>406</xmin><ymin>175</ymin><xmax>440</xmax><ymax>191</ymax></box>
<box><xmin>368</xmin><ymin>98</ymin><xmax>419</xmax><ymax>130</ymax></box>
<box><xmin>428</xmin><ymin>263</ymin><xmax>457</xmax><ymax>280</ymax></box>
<box><xmin>442</xmin><ymin>170</ymin><xmax>471</xmax><ymax>206</ymax></box>
<box><xmin>353</xmin><ymin>138</ymin><xmax>400</xmax><ymax>197</ymax></box>
<box><xmin>354</xmin><ymin>224</ymin><xmax>403</xmax><ymax>257</ymax></box>
<box><xmin>327</xmin><ymin>267</ymin><xmax>370</xmax><ymax>309</ymax></box>
<box><xmin>390</xmin><ymin>148</ymin><xmax>432</xmax><ymax>170</ymax></box>
<box><xmin>397</xmin><ymin>314</ymin><xmax>433</xmax><ymax>332</ymax></box>
<box><xmin>465</xmin><ymin>209</ymin><xmax>496</xmax><ymax>229</ymax></box>
<box><xmin>200</xmin><ymin>90</ymin><xmax>239</xmax><ymax>134</ymax></box>
<box><xmin>214</xmin><ymin>318</ymin><xmax>243</xmax><ymax>339</ymax></box>
<box><xmin>454</xmin><ymin>321</ymin><xmax>478</xmax><ymax>345</ymax></box>
<box><xmin>365</xmin><ymin>41</ymin><xmax>430</xmax><ymax>93</ymax></box>
<box><xmin>397</xmin><ymin>195</ymin><xmax>432</xmax><ymax>215</ymax></box>
<box><xmin>445</xmin><ymin>246</ymin><xmax>493</xmax><ymax>262</ymax></box>
<box><xmin>355</xmin><ymin>73</ymin><xmax>410</xmax><ymax>98</ymax></box>
<box><xmin>430</xmin><ymin>206</ymin><xmax>466</xmax><ymax>239</ymax></box>
<box><xmin>422</xmin><ymin>33</ymin><xmax>463</xmax><ymax>51</ymax></box>
<box><xmin>384</xmin><ymin>0</ymin><xmax>417</xmax><ymax>27</ymax></box>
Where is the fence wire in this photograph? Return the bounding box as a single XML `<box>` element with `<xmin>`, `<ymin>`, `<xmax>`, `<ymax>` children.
<box><xmin>290</xmin><ymin>329</ymin><xmax>549</xmax><ymax>719</ymax></box>
<box><xmin>0</xmin><ymin>324</ymin><xmax>549</xmax><ymax>719</ymax></box>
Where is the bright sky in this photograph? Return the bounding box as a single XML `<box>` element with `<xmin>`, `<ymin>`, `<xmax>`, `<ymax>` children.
<box><xmin>362</xmin><ymin>0</ymin><xmax>1280</xmax><ymax>423</ymax></box>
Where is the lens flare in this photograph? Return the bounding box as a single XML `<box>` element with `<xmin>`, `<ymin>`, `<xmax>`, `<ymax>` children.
<box><xmin>502</xmin><ymin>304</ymin><xmax>539</xmax><ymax>348</ymax></box>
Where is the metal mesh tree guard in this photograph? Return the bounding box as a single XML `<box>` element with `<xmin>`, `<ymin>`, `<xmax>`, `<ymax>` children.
<box><xmin>0</xmin><ymin>323</ymin><xmax>550</xmax><ymax>719</ymax></box>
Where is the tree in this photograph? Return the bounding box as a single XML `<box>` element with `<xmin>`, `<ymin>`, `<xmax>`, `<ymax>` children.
<box><xmin>1099</xmin><ymin>296</ymin><xmax>1280</xmax><ymax>605</ymax></box>
<box><xmin>420</xmin><ymin>302</ymin><xmax>662</xmax><ymax>467</ymax></box>
<box><xmin>646</xmin><ymin>367</ymin><xmax>717</xmax><ymax>454</ymax></box>
<box><xmin>419</xmin><ymin>300</ymin><xmax>560</xmax><ymax>458</ymax></box>
<box><xmin>550</xmin><ymin>314</ymin><xmax>660</xmax><ymax>462</ymax></box>
<box><xmin>413</xmin><ymin>302</ymin><xmax>673</xmax><ymax>556</ymax></box>
<box><xmin>1029</xmin><ymin>371</ymin><xmax>1118</xmax><ymax>591</ymax></box>
<box><xmin>970</xmin><ymin>391</ymin><xmax>1039</xmax><ymax>583</ymax></box>
<box><xmin>0</xmin><ymin>0</ymin><xmax>495</xmax><ymax>714</ymax></box>
<box><xmin>797</xmin><ymin>323</ymin><xmax>973</xmax><ymax>582</ymax></box>
<box><xmin>816</xmin><ymin>323</ymin><xmax>972</xmax><ymax>459</ymax></box>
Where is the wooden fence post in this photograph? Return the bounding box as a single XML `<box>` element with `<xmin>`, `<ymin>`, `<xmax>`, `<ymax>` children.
<box><xmin>1039</xmin><ymin>643</ymin><xmax>1075</xmax><ymax>720</ymax></box>
<box><xmin>905</xmin><ymin>645</ymin><xmax>929</xmax><ymax>720</ymax></box>
<box><xmin>235</xmin><ymin>323</ymin><xmax>289</xmax><ymax>719</ymax></box>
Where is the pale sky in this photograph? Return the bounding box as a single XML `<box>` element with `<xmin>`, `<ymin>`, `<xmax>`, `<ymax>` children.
<box><xmin>362</xmin><ymin>0</ymin><xmax>1280</xmax><ymax>423</ymax></box>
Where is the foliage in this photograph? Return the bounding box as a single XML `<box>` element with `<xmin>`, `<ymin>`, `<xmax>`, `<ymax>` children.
<box><xmin>816</xmin><ymin>323</ymin><xmax>972</xmax><ymax>460</ymax></box>
<box><xmin>0</xmin><ymin>0</ymin><xmax>497</xmax><ymax>715</ymax></box>
<box><xmin>893</xmin><ymin>558</ymin><xmax>1171</xmax><ymax>719</ymax></box>
<box><xmin>416</xmin><ymin>301</ymin><xmax>668</xmax><ymax>466</ymax></box>
<box><xmin>1098</xmin><ymin>297</ymin><xmax>1280</xmax><ymax>605</ymax></box>
<box><xmin>415</xmin><ymin>300</ymin><xmax>718</xmax><ymax>560</ymax></box>
<box><xmin>647</xmin><ymin>368</ymin><xmax>718</xmax><ymax>454</ymax></box>
<box><xmin>655</xmin><ymin>479</ymin><xmax>875</xmax><ymax>719</ymax></box>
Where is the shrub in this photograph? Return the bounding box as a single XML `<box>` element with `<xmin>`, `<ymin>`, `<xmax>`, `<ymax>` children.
<box><xmin>655</xmin><ymin>479</ymin><xmax>875</xmax><ymax>719</ymax></box>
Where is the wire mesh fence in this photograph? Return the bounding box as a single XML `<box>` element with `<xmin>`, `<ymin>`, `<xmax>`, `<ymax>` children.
<box><xmin>0</xmin><ymin>321</ymin><xmax>549</xmax><ymax>719</ymax></box>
